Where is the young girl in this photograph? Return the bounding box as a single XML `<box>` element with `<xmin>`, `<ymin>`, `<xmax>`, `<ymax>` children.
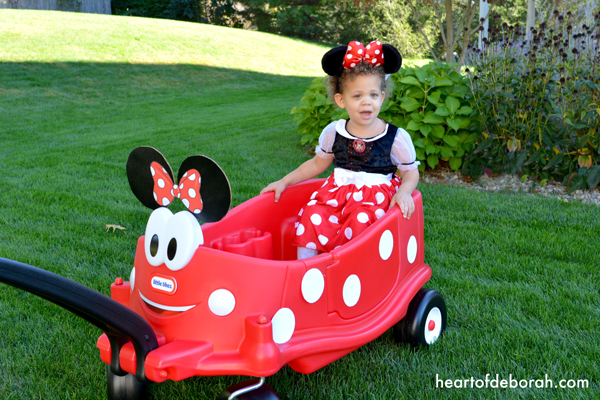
<box><xmin>261</xmin><ymin>40</ymin><xmax>420</xmax><ymax>259</ymax></box>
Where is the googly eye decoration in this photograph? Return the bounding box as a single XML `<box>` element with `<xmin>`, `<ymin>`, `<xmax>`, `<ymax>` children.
<box><xmin>127</xmin><ymin>146</ymin><xmax>230</xmax><ymax>269</ymax></box>
<box><xmin>126</xmin><ymin>146</ymin><xmax>231</xmax><ymax>223</ymax></box>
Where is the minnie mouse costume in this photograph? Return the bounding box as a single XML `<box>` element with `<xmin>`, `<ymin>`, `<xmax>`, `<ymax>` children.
<box><xmin>292</xmin><ymin>41</ymin><xmax>418</xmax><ymax>253</ymax></box>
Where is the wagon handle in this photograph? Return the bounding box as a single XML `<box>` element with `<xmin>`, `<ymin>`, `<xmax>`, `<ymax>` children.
<box><xmin>0</xmin><ymin>257</ymin><xmax>158</xmax><ymax>386</ymax></box>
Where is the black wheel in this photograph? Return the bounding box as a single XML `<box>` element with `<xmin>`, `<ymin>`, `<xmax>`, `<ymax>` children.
<box><xmin>107</xmin><ymin>364</ymin><xmax>149</xmax><ymax>400</ymax></box>
<box><xmin>393</xmin><ymin>288</ymin><xmax>446</xmax><ymax>346</ymax></box>
<box><xmin>217</xmin><ymin>380</ymin><xmax>280</xmax><ymax>400</ymax></box>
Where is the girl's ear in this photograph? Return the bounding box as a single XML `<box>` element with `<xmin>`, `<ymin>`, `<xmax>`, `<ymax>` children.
<box><xmin>334</xmin><ymin>92</ymin><xmax>345</xmax><ymax>109</ymax></box>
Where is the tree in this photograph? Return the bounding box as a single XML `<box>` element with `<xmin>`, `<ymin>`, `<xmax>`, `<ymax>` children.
<box><xmin>405</xmin><ymin>0</ymin><xmax>492</xmax><ymax>66</ymax></box>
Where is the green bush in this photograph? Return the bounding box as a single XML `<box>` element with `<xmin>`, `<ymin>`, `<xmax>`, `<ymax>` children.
<box><xmin>463</xmin><ymin>13</ymin><xmax>600</xmax><ymax>191</ymax></box>
<box><xmin>291</xmin><ymin>62</ymin><xmax>480</xmax><ymax>172</ymax></box>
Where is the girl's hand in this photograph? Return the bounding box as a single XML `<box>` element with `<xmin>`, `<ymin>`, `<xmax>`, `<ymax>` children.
<box><xmin>390</xmin><ymin>191</ymin><xmax>415</xmax><ymax>219</ymax></box>
<box><xmin>260</xmin><ymin>180</ymin><xmax>288</xmax><ymax>202</ymax></box>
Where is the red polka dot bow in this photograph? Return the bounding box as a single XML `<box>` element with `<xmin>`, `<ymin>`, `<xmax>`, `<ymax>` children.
<box><xmin>342</xmin><ymin>41</ymin><xmax>384</xmax><ymax>69</ymax></box>
<box><xmin>151</xmin><ymin>161</ymin><xmax>203</xmax><ymax>214</ymax></box>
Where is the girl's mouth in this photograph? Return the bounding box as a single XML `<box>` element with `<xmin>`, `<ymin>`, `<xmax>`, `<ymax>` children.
<box><xmin>359</xmin><ymin>111</ymin><xmax>372</xmax><ymax>119</ymax></box>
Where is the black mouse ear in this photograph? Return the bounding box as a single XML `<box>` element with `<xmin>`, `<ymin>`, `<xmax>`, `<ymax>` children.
<box><xmin>178</xmin><ymin>155</ymin><xmax>231</xmax><ymax>223</ymax></box>
<box><xmin>126</xmin><ymin>146</ymin><xmax>174</xmax><ymax>210</ymax></box>
<box><xmin>382</xmin><ymin>44</ymin><xmax>402</xmax><ymax>74</ymax></box>
<box><xmin>322</xmin><ymin>45</ymin><xmax>347</xmax><ymax>76</ymax></box>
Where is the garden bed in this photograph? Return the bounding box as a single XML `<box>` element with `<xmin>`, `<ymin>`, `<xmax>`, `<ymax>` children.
<box><xmin>422</xmin><ymin>168</ymin><xmax>600</xmax><ymax>206</ymax></box>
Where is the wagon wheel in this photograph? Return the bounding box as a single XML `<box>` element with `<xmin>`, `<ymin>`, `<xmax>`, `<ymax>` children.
<box><xmin>107</xmin><ymin>365</ymin><xmax>150</xmax><ymax>400</ymax></box>
<box><xmin>217</xmin><ymin>378</ymin><xmax>280</xmax><ymax>400</ymax></box>
<box><xmin>393</xmin><ymin>288</ymin><xmax>446</xmax><ymax>346</ymax></box>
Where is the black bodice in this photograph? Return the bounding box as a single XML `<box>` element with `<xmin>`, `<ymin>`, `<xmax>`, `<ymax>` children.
<box><xmin>331</xmin><ymin>121</ymin><xmax>398</xmax><ymax>174</ymax></box>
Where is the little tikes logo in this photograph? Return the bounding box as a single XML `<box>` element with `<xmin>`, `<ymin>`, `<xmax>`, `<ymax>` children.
<box><xmin>150</xmin><ymin>274</ymin><xmax>177</xmax><ymax>295</ymax></box>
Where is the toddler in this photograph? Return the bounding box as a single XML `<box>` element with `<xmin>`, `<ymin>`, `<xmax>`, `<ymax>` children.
<box><xmin>261</xmin><ymin>41</ymin><xmax>420</xmax><ymax>259</ymax></box>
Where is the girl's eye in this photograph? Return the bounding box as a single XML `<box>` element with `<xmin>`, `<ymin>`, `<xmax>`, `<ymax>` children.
<box><xmin>371</xmin><ymin>93</ymin><xmax>379</xmax><ymax>98</ymax></box>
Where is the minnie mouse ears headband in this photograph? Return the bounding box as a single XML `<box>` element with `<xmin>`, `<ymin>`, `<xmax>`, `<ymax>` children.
<box><xmin>322</xmin><ymin>40</ymin><xmax>402</xmax><ymax>77</ymax></box>
<box><xmin>126</xmin><ymin>146</ymin><xmax>231</xmax><ymax>223</ymax></box>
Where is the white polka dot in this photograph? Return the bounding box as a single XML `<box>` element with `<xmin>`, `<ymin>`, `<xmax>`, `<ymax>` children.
<box><xmin>188</xmin><ymin>173</ymin><xmax>196</xmax><ymax>181</ymax></box>
<box><xmin>177</xmin><ymin>192</ymin><xmax>181</xmax><ymax>198</ymax></box>
<box><xmin>375</xmin><ymin>209</ymin><xmax>386</xmax><ymax>219</ymax></box>
<box><xmin>372</xmin><ymin>58</ymin><xmax>377</xmax><ymax>64</ymax></box>
<box><xmin>407</xmin><ymin>235</ymin><xmax>418</xmax><ymax>264</ymax></box>
<box><xmin>347</xmin><ymin>54</ymin><xmax>352</xmax><ymax>59</ymax></box>
<box><xmin>351</xmin><ymin>63</ymin><xmax>356</xmax><ymax>67</ymax></box>
<box><xmin>162</xmin><ymin>197</ymin><xmax>170</xmax><ymax>206</ymax></box>
<box><xmin>129</xmin><ymin>267</ymin><xmax>135</xmax><ymax>292</ymax></box>
<box><xmin>375</xmin><ymin>49</ymin><xmax>380</xmax><ymax>55</ymax></box>
<box><xmin>182</xmin><ymin>198</ymin><xmax>190</xmax><ymax>208</ymax></box>
<box><xmin>348</xmin><ymin>45</ymin><xmax>352</xmax><ymax>50</ymax></box>
<box><xmin>208</xmin><ymin>289</ymin><xmax>235</xmax><ymax>316</ymax></box>
<box><xmin>358</xmin><ymin>49</ymin><xmax>363</xmax><ymax>54</ymax></box>
<box><xmin>321</xmin><ymin>180</ymin><xmax>328</xmax><ymax>187</ymax></box>
<box><xmin>329</xmin><ymin>215</ymin><xmax>339</xmax><ymax>224</ymax></box>
<box><xmin>363</xmin><ymin>202</ymin><xmax>374</xmax><ymax>206</ymax></box>
<box><xmin>326</xmin><ymin>199</ymin><xmax>338</xmax><ymax>207</ymax></box>
<box><xmin>153</xmin><ymin>192</ymin><xmax>157</xmax><ymax>201</ymax></box>
<box><xmin>162</xmin><ymin>167</ymin><xmax>168</xmax><ymax>173</ymax></box>
<box><xmin>346</xmin><ymin>193</ymin><xmax>351</xmax><ymax>201</ymax></box>
<box><xmin>376</xmin><ymin>63</ymin><xmax>381</xmax><ymax>67</ymax></box>
<box><xmin>193</xmin><ymin>209</ymin><xmax>201</xmax><ymax>214</ymax></box>
<box><xmin>310</xmin><ymin>214</ymin><xmax>322</xmax><ymax>226</ymax></box>
<box><xmin>345</xmin><ymin>227</ymin><xmax>353</xmax><ymax>240</ymax></box>
<box><xmin>272</xmin><ymin>308</ymin><xmax>295</xmax><ymax>344</ymax></box>
<box><xmin>343</xmin><ymin>275</ymin><xmax>361</xmax><ymax>307</ymax></box>
<box><xmin>171</xmin><ymin>189</ymin><xmax>175</xmax><ymax>197</ymax></box>
<box><xmin>307</xmin><ymin>200</ymin><xmax>317</xmax><ymax>206</ymax></box>
<box><xmin>375</xmin><ymin>192</ymin><xmax>385</xmax><ymax>204</ymax></box>
<box><xmin>296</xmin><ymin>223</ymin><xmax>305</xmax><ymax>236</ymax></box>
<box><xmin>306</xmin><ymin>242</ymin><xmax>317</xmax><ymax>250</ymax></box>
<box><xmin>302</xmin><ymin>269</ymin><xmax>324</xmax><ymax>304</ymax></box>
<box><xmin>298</xmin><ymin>208</ymin><xmax>304</xmax><ymax>216</ymax></box>
<box><xmin>311</xmin><ymin>191</ymin><xmax>318</xmax><ymax>199</ymax></box>
<box><xmin>379</xmin><ymin>230</ymin><xmax>394</xmax><ymax>260</ymax></box>
<box><xmin>318</xmin><ymin>235</ymin><xmax>329</xmax><ymax>245</ymax></box>
<box><xmin>355</xmin><ymin>41</ymin><xmax>360</xmax><ymax>45</ymax></box>
<box><xmin>188</xmin><ymin>188</ymin><xmax>197</xmax><ymax>198</ymax></box>
<box><xmin>353</xmin><ymin>191</ymin><xmax>363</xmax><ymax>202</ymax></box>
<box><xmin>366</xmin><ymin>44</ymin><xmax>371</xmax><ymax>49</ymax></box>
<box><xmin>376</xmin><ymin>41</ymin><xmax>381</xmax><ymax>45</ymax></box>
<box><xmin>365</xmin><ymin>54</ymin><xmax>370</xmax><ymax>59</ymax></box>
<box><xmin>150</xmin><ymin>166</ymin><xmax>155</xmax><ymax>176</ymax></box>
<box><xmin>329</xmin><ymin>187</ymin><xmax>339</xmax><ymax>193</ymax></box>
<box><xmin>295</xmin><ymin>222</ymin><xmax>299</xmax><ymax>228</ymax></box>
<box><xmin>182</xmin><ymin>171</ymin><xmax>188</xmax><ymax>178</ymax></box>
<box><xmin>157</xmin><ymin>178</ymin><xmax>165</xmax><ymax>189</ymax></box>
<box><xmin>357</xmin><ymin>212</ymin><xmax>370</xmax><ymax>223</ymax></box>
<box><xmin>179</xmin><ymin>183</ymin><xmax>184</xmax><ymax>190</ymax></box>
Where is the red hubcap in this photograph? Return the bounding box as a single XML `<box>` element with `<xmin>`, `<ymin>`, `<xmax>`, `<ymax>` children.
<box><xmin>428</xmin><ymin>320</ymin><xmax>436</xmax><ymax>331</ymax></box>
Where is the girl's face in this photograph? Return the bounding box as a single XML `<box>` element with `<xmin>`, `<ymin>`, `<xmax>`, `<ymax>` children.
<box><xmin>334</xmin><ymin>74</ymin><xmax>385</xmax><ymax>132</ymax></box>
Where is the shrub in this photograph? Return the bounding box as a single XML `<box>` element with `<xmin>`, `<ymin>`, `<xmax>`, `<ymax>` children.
<box><xmin>382</xmin><ymin>62</ymin><xmax>479</xmax><ymax>171</ymax></box>
<box><xmin>463</xmin><ymin>12</ymin><xmax>600</xmax><ymax>191</ymax></box>
<box><xmin>291</xmin><ymin>62</ymin><xmax>480</xmax><ymax>172</ymax></box>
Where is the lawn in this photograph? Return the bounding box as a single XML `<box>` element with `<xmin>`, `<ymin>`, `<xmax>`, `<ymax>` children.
<box><xmin>0</xmin><ymin>9</ymin><xmax>599</xmax><ymax>400</ymax></box>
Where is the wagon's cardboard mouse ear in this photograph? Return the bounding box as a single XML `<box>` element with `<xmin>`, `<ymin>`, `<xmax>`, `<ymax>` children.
<box><xmin>178</xmin><ymin>155</ymin><xmax>231</xmax><ymax>223</ymax></box>
<box><xmin>127</xmin><ymin>146</ymin><xmax>174</xmax><ymax>210</ymax></box>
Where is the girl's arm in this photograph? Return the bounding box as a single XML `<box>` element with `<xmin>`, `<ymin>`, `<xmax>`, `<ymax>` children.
<box><xmin>261</xmin><ymin>155</ymin><xmax>333</xmax><ymax>202</ymax></box>
<box><xmin>390</xmin><ymin>169</ymin><xmax>419</xmax><ymax>219</ymax></box>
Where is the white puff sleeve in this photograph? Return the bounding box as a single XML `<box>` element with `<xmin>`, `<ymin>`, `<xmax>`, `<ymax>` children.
<box><xmin>391</xmin><ymin>127</ymin><xmax>420</xmax><ymax>171</ymax></box>
<box><xmin>315</xmin><ymin>121</ymin><xmax>337</xmax><ymax>160</ymax></box>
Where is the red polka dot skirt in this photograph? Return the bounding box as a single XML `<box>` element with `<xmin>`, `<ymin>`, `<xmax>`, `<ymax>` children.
<box><xmin>292</xmin><ymin>172</ymin><xmax>401</xmax><ymax>253</ymax></box>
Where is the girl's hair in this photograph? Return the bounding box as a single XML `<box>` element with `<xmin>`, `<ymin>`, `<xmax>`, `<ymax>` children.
<box><xmin>327</xmin><ymin>61</ymin><xmax>387</xmax><ymax>99</ymax></box>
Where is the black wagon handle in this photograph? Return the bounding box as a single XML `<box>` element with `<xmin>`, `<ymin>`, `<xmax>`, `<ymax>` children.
<box><xmin>0</xmin><ymin>257</ymin><xmax>158</xmax><ymax>385</ymax></box>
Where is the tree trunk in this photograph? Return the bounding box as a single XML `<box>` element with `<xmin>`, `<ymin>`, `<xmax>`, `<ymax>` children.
<box><xmin>526</xmin><ymin>0</ymin><xmax>535</xmax><ymax>40</ymax></box>
<box><xmin>446</xmin><ymin>0</ymin><xmax>454</xmax><ymax>63</ymax></box>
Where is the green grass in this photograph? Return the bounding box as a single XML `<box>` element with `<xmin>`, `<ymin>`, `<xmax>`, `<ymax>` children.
<box><xmin>1</xmin><ymin>9</ymin><xmax>599</xmax><ymax>400</ymax></box>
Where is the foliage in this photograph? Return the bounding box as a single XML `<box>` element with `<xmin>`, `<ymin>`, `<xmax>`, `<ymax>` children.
<box><xmin>237</xmin><ymin>0</ymin><xmax>435</xmax><ymax>58</ymax></box>
<box><xmin>291</xmin><ymin>62</ymin><xmax>480</xmax><ymax>172</ymax></box>
<box><xmin>463</xmin><ymin>11</ymin><xmax>600</xmax><ymax>191</ymax></box>
<box><xmin>111</xmin><ymin>0</ymin><xmax>242</xmax><ymax>26</ymax></box>
<box><xmin>383</xmin><ymin>62</ymin><xmax>479</xmax><ymax>171</ymax></box>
